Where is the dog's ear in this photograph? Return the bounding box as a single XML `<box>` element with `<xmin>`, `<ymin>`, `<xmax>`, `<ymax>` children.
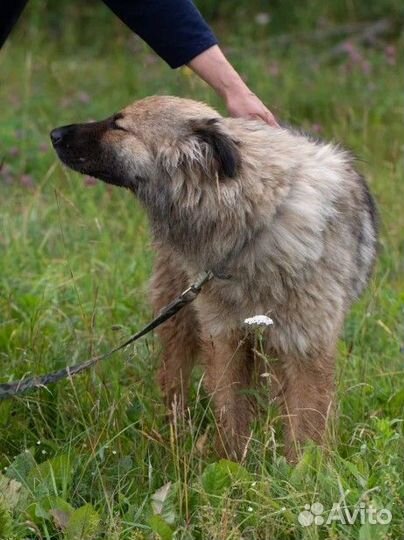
<box><xmin>188</xmin><ymin>118</ymin><xmax>241</xmax><ymax>179</ymax></box>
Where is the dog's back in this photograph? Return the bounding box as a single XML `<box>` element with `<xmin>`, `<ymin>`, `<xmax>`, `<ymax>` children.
<box><xmin>191</xmin><ymin>120</ymin><xmax>377</xmax><ymax>343</ymax></box>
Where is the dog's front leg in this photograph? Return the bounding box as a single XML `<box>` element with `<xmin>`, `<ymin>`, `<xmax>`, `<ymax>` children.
<box><xmin>156</xmin><ymin>306</ymin><xmax>200</xmax><ymax>418</ymax></box>
<box><xmin>201</xmin><ymin>330</ymin><xmax>254</xmax><ymax>460</ymax></box>
<box><xmin>151</xmin><ymin>250</ymin><xmax>201</xmax><ymax>418</ymax></box>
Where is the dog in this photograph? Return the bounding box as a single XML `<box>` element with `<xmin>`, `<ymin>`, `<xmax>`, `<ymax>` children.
<box><xmin>51</xmin><ymin>96</ymin><xmax>377</xmax><ymax>460</ymax></box>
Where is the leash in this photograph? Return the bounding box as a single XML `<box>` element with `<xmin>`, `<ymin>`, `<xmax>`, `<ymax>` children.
<box><xmin>0</xmin><ymin>270</ymin><xmax>214</xmax><ymax>400</ymax></box>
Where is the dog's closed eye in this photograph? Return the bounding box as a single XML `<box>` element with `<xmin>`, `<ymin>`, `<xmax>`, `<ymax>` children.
<box><xmin>111</xmin><ymin>114</ymin><xmax>128</xmax><ymax>132</ymax></box>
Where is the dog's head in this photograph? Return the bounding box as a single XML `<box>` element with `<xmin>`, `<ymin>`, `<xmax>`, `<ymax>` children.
<box><xmin>50</xmin><ymin>96</ymin><xmax>241</xmax><ymax>196</ymax></box>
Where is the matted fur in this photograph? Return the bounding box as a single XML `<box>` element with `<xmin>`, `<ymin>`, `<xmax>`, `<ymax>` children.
<box><xmin>51</xmin><ymin>96</ymin><xmax>378</xmax><ymax>460</ymax></box>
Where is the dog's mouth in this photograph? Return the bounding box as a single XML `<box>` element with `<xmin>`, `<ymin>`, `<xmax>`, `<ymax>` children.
<box><xmin>57</xmin><ymin>154</ymin><xmax>88</xmax><ymax>168</ymax></box>
<box><xmin>52</xmin><ymin>146</ymin><xmax>90</xmax><ymax>174</ymax></box>
<box><xmin>51</xmin><ymin>139</ymin><xmax>127</xmax><ymax>189</ymax></box>
<box><xmin>56</xmin><ymin>153</ymin><xmax>121</xmax><ymax>186</ymax></box>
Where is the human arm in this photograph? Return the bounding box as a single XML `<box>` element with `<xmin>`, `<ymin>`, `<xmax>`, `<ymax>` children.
<box><xmin>102</xmin><ymin>0</ymin><xmax>217</xmax><ymax>68</ymax></box>
<box><xmin>101</xmin><ymin>0</ymin><xmax>278</xmax><ymax>125</ymax></box>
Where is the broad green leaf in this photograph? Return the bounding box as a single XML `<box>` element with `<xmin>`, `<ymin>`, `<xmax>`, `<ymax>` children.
<box><xmin>289</xmin><ymin>444</ymin><xmax>321</xmax><ymax>486</ymax></box>
<box><xmin>27</xmin><ymin>453</ymin><xmax>75</xmax><ymax>498</ymax></box>
<box><xmin>149</xmin><ymin>514</ymin><xmax>173</xmax><ymax>540</ymax></box>
<box><xmin>5</xmin><ymin>450</ymin><xmax>36</xmax><ymax>483</ymax></box>
<box><xmin>65</xmin><ymin>503</ymin><xmax>100</xmax><ymax>540</ymax></box>
<box><xmin>45</xmin><ymin>495</ymin><xmax>74</xmax><ymax>516</ymax></box>
<box><xmin>201</xmin><ymin>459</ymin><xmax>250</xmax><ymax>506</ymax></box>
<box><xmin>30</xmin><ymin>495</ymin><xmax>74</xmax><ymax>524</ymax></box>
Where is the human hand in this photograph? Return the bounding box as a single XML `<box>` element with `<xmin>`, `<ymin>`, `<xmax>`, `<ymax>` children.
<box><xmin>225</xmin><ymin>89</ymin><xmax>279</xmax><ymax>127</ymax></box>
<box><xmin>188</xmin><ymin>45</ymin><xmax>279</xmax><ymax>127</ymax></box>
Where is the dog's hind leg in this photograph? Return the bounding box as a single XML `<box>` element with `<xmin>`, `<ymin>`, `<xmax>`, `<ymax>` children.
<box><xmin>201</xmin><ymin>330</ymin><xmax>255</xmax><ymax>460</ymax></box>
<box><xmin>151</xmin><ymin>250</ymin><xmax>200</xmax><ymax>416</ymax></box>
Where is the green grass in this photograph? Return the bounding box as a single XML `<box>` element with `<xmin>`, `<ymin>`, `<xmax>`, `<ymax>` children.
<box><xmin>0</xmin><ymin>3</ymin><xmax>403</xmax><ymax>539</ymax></box>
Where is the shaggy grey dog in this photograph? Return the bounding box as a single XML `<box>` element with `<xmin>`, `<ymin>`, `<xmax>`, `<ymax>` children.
<box><xmin>51</xmin><ymin>96</ymin><xmax>378</xmax><ymax>460</ymax></box>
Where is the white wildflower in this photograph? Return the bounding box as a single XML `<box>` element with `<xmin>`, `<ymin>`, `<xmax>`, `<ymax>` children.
<box><xmin>255</xmin><ymin>12</ymin><xmax>271</xmax><ymax>25</ymax></box>
<box><xmin>244</xmin><ymin>315</ymin><xmax>273</xmax><ymax>327</ymax></box>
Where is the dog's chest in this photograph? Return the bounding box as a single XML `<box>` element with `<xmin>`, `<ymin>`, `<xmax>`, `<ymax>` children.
<box><xmin>194</xmin><ymin>277</ymin><xmax>271</xmax><ymax>337</ymax></box>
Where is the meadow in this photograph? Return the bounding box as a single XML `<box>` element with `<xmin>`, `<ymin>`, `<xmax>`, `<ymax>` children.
<box><xmin>0</xmin><ymin>2</ymin><xmax>403</xmax><ymax>538</ymax></box>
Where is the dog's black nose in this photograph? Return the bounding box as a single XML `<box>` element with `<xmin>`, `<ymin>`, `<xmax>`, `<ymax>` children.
<box><xmin>50</xmin><ymin>127</ymin><xmax>65</xmax><ymax>146</ymax></box>
<box><xmin>50</xmin><ymin>125</ymin><xmax>76</xmax><ymax>147</ymax></box>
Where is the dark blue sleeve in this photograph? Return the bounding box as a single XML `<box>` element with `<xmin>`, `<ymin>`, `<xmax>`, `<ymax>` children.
<box><xmin>102</xmin><ymin>0</ymin><xmax>218</xmax><ymax>68</ymax></box>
